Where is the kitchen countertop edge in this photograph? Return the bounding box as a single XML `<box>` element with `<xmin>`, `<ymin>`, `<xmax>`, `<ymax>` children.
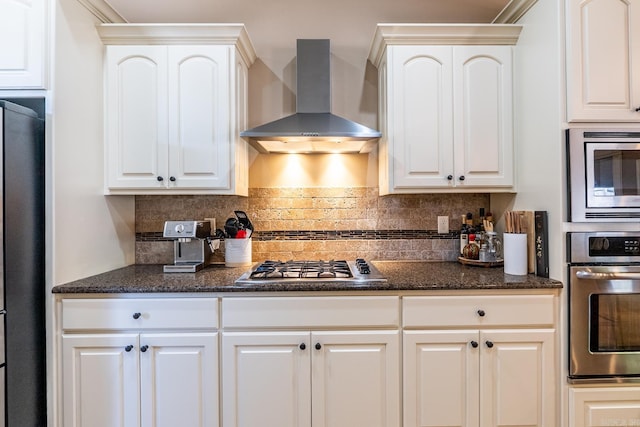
<box><xmin>51</xmin><ymin>261</ymin><xmax>563</xmax><ymax>294</ymax></box>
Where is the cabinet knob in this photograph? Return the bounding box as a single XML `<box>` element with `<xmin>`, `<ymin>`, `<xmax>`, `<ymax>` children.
<box><xmin>157</xmin><ymin>176</ymin><xmax>164</xmax><ymax>182</ymax></box>
<box><xmin>315</xmin><ymin>343</ymin><xmax>322</xmax><ymax>350</ymax></box>
<box><xmin>140</xmin><ymin>345</ymin><xmax>149</xmax><ymax>352</ymax></box>
<box><xmin>459</xmin><ymin>175</ymin><xmax>465</xmax><ymax>181</ymax></box>
<box><xmin>299</xmin><ymin>343</ymin><xmax>306</xmax><ymax>350</ymax></box>
<box><xmin>470</xmin><ymin>341</ymin><xmax>479</xmax><ymax>348</ymax></box>
<box><xmin>132</xmin><ymin>312</ymin><xmax>141</xmax><ymax>320</ymax></box>
<box><xmin>125</xmin><ymin>345</ymin><xmax>134</xmax><ymax>352</ymax></box>
<box><xmin>447</xmin><ymin>175</ymin><xmax>453</xmax><ymax>181</ymax></box>
<box><xmin>635</xmin><ymin>106</ymin><xmax>640</xmax><ymax>112</ymax></box>
<box><xmin>485</xmin><ymin>340</ymin><xmax>494</xmax><ymax>348</ymax></box>
<box><xmin>477</xmin><ymin>309</ymin><xmax>486</xmax><ymax>317</ymax></box>
<box><xmin>169</xmin><ymin>176</ymin><xmax>176</xmax><ymax>182</ymax></box>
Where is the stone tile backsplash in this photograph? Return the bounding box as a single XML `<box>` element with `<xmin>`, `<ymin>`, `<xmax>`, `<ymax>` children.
<box><xmin>135</xmin><ymin>188</ymin><xmax>490</xmax><ymax>263</ymax></box>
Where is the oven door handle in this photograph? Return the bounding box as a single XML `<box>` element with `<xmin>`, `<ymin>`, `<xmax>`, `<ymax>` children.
<box><xmin>575</xmin><ymin>270</ymin><xmax>640</xmax><ymax>280</ymax></box>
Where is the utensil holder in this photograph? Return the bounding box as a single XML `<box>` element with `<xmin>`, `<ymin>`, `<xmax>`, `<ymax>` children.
<box><xmin>225</xmin><ymin>238</ymin><xmax>252</xmax><ymax>267</ymax></box>
<box><xmin>503</xmin><ymin>233</ymin><xmax>527</xmax><ymax>275</ymax></box>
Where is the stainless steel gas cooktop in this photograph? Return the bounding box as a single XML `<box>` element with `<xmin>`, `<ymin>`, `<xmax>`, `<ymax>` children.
<box><xmin>235</xmin><ymin>259</ymin><xmax>386</xmax><ymax>284</ymax></box>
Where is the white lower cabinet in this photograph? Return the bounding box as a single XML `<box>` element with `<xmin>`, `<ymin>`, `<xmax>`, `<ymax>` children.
<box><xmin>569</xmin><ymin>387</ymin><xmax>640</xmax><ymax>427</ymax></box>
<box><xmin>58</xmin><ymin>293</ymin><xmax>560</xmax><ymax>427</ymax></box>
<box><xmin>220</xmin><ymin>296</ymin><xmax>401</xmax><ymax>427</ymax></box>
<box><xmin>402</xmin><ymin>295</ymin><xmax>557</xmax><ymax>427</ymax></box>
<box><xmin>59</xmin><ymin>297</ymin><xmax>220</xmax><ymax>427</ymax></box>
<box><xmin>62</xmin><ymin>333</ymin><xmax>140</xmax><ymax>427</ymax></box>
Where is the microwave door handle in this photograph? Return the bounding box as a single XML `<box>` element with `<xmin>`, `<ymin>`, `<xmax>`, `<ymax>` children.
<box><xmin>575</xmin><ymin>270</ymin><xmax>640</xmax><ymax>280</ymax></box>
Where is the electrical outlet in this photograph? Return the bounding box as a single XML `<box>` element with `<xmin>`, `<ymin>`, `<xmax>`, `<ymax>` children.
<box><xmin>205</xmin><ymin>217</ymin><xmax>216</xmax><ymax>231</ymax></box>
<box><xmin>437</xmin><ymin>216</ymin><xmax>449</xmax><ymax>234</ymax></box>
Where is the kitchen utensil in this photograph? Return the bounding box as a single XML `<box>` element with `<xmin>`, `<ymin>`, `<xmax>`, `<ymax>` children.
<box><xmin>224</xmin><ymin>217</ymin><xmax>240</xmax><ymax>238</ymax></box>
<box><xmin>234</xmin><ymin>210</ymin><xmax>254</xmax><ymax>236</ymax></box>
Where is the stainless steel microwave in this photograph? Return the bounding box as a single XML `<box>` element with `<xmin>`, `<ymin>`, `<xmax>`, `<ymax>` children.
<box><xmin>567</xmin><ymin>128</ymin><xmax>640</xmax><ymax>222</ymax></box>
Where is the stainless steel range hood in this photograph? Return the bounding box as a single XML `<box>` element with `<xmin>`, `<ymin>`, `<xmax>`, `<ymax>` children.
<box><xmin>240</xmin><ymin>39</ymin><xmax>381</xmax><ymax>154</ymax></box>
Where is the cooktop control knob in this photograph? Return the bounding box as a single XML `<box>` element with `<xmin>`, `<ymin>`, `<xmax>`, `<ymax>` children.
<box><xmin>174</xmin><ymin>223</ymin><xmax>185</xmax><ymax>234</ymax></box>
<box><xmin>355</xmin><ymin>258</ymin><xmax>370</xmax><ymax>274</ymax></box>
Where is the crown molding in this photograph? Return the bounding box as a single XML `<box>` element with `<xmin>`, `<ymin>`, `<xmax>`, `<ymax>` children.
<box><xmin>493</xmin><ymin>0</ymin><xmax>539</xmax><ymax>23</ymax></box>
<box><xmin>97</xmin><ymin>24</ymin><xmax>257</xmax><ymax>65</ymax></box>
<box><xmin>368</xmin><ymin>23</ymin><xmax>522</xmax><ymax>66</ymax></box>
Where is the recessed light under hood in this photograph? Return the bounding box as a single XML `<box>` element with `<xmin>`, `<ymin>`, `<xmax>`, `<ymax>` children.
<box><xmin>240</xmin><ymin>39</ymin><xmax>381</xmax><ymax>154</ymax></box>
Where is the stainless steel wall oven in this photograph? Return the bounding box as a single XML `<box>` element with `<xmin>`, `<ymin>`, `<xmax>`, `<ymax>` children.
<box><xmin>568</xmin><ymin>232</ymin><xmax>640</xmax><ymax>383</ymax></box>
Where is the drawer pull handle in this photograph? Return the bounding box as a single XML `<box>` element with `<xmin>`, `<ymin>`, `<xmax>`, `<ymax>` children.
<box><xmin>477</xmin><ymin>309</ymin><xmax>486</xmax><ymax>317</ymax></box>
<box><xmin>485</xmin><ymin>340</ymin><xmax>494</xmax><ymax>348</ymax></box>
<box><xmin>125</xmin><ymin>345</ymin><xmax>133</xmax><ymax>352</ymax></box>
<box><xmin>299</xmin><ymin>343</ymin><xmax>306</xmax><ymax>350</ymax></box>
<box><xmin>470</xmin><ymin>341</ymin><xmax>478</xmax><ymax>348</ymax></box>
<box><xmin>140</xmin><ymin>345</ymin><xmax>149</xmax><ymax>352</ymax></box>
<box><xmin>132</xmin><ymin>312</ymin><xmax>141</xmax><ymax>320</ymax></box>
<box><xmin>315</xmin><ymin>343</ymin><xmax>322</xmax><ymax>350</ymax></box>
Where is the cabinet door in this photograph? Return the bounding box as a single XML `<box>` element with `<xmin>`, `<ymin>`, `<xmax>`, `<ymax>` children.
<box><xmin>569</xmin><ymin>387</ymin><xmax>640</xmax><ymax>427</ymax></box>
<box><xmin>387</xmin><ymin>45</ymin><xmax>454</xmax><ymax>189</ymax></box>
<box><xmin>403</xmin><ymin>330</ymin><xmax>480</xmax><ymax>427</ymax></box>
<box><xmin>311</xmin><ymin>330</ymin><xmax>400</xmax><ymax>427</ymax></box>
<box><xmin>0</xmin><ymin>0</ymin><xmax>45</xmax><ymax>88</ymax></box>
<box><xmin>567</xmin><ymin>0</ymin><xmax>640</xmax><ymax>121</ymax></box>
<box><xmin>105</xmin><ymin>45</ymin><xmax>169</xmax><ymax>189</ymax></box>
<box><xmin>140</xmin><ymin>332</ymin><xmax>219</xmax><ymax>427</ymax></box>
<box><xmin>62</xmin><ymin>334</ymin><xmax>140</xmax><ymax>427</ymax></box>
<box><xmin>167</xmin><ymin>46</ymin><xmax>231</xmax><ymax>189</ymax></box>
<box><xmin>221</xmin><ymin>331</ymin><xmax>311</xmax><ymax>427</ymax></box>
<box><xmin>480</xmin><ymin>329</ymin><xmax>555</xmax><ymax>427</ymax></box>
<box><xmin>453</xmin><ymin>46</ymin><xmax>513</xmax><ymax>188</ymax></box>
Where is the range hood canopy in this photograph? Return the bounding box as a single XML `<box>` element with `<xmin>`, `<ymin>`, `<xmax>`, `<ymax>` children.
<box><xmin>240</xmin><ymin>39</ymin><xmax>381</xmax><ymax>154</ymax></box>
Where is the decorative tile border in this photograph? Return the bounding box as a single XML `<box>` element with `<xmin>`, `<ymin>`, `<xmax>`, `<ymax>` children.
<box><xmin>136</xmin><ymin>229</ymin><xmax>459</xmax><ymax>242</ymax></box>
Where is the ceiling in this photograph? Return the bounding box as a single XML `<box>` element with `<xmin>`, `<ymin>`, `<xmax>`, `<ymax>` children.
<box><xmin>105</xmin><ymin>0</ymin><xmax>510</xmax><ymax>24</ymax></box>
<box><xmin>102</xmin><ymin>0</ymin><xmax>512</xmax><ymax>57</ymax></box>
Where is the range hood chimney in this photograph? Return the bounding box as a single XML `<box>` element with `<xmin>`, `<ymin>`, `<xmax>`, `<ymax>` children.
<box><xmin>240</xmin><ymin>39</ymin><xmax>381</xmax><ymax>154</ymax></box>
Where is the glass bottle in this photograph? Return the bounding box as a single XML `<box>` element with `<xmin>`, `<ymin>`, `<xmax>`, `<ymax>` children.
<box><xmin>485</xmin><ymin>231</ymin><xmax>502</xmax><ymax>261</ymax></box>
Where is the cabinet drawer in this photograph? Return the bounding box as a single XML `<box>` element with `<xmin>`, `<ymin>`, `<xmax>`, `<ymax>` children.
<box><xmin>403</xmin><ymin>295</ymin><xmax>555</xmax><ymax>328</ymax></box>
<box><xmin>222</xmin><ymin>296</ymin><xmax>400</xmax><ymax>329</ymax></box>
<box><xmin>62</xmin><ymin>298</ymin><xmax>219</xmax><ymax>331</ymax></box>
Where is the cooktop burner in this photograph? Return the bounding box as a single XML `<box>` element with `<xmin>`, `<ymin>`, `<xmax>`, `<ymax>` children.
<box><xmin>235</xmin><ymin>259</ymin><xmax>386</xmax><ymax>284</ymax></box>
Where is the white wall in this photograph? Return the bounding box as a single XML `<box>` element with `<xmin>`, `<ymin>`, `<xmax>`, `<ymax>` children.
<box><xmin>491</xmin><ymin>0</ymin><xmax>565</xmax><ymax>281</ymax></box>
<box><xmin>491</xmin><ymin>4</ymin><xmax>566</xmax><ymax>424</ymax></box>
<box><xmin>52</xmin><ymin>0</ymin><xmax>135</xmax><ymax>286</ymax></box>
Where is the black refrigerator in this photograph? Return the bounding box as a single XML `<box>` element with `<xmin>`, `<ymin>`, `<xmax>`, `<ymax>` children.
<box><xmin>0</xmin><ymin>100</ymin><xmax>46</xmax><ymax>426</ymax></box>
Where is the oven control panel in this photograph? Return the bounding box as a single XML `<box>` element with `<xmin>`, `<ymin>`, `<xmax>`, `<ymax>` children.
<box><xmin>569</xmin><ymin>232</ymin><xmax>640</xmax><ymax>263</ymax></box>
<box><xmin>589</xmin><ymin>236</ymin><xmax>640</xmax><ymax>256</ymax></box>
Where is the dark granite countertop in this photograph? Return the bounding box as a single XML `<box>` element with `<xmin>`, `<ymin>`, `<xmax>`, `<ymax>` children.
<box><xmin>51</xmin><ymin>261</ymin><xmax>562</xmax><ymax>294</ymax></box>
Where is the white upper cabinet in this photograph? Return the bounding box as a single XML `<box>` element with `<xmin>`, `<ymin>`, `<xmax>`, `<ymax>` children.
<box><xmin>567</xmin><ymin>0</ymin><xmax>640</xmax><ymax>122</ymax></box>
<box><xmin>0</xmin><ymin>0</ymin><xmax>47</xmax><ymax>89</ymax></box>
<box><xmin>99</xmin><ymin>24</ymin><xmax>256</xmax><ymax>195</ymax></box>
<box><xmin>369</xmin><ymin>24</ymin><xmax>521</xmax><ymax>194</ymax></box>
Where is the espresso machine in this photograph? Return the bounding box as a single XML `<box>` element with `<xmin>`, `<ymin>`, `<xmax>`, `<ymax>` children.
<box><xmin>163</xmin><ymin>220</ymin><xmax>219</xmax><ymax>273</ymax></box>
